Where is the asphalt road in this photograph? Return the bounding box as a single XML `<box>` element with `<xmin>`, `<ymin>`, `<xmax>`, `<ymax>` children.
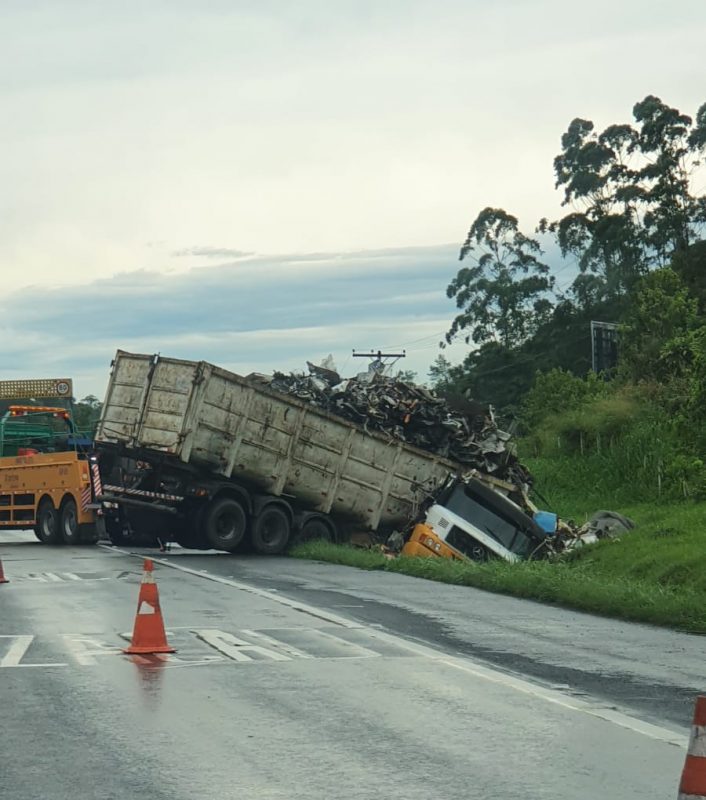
<box><xmin>0</xmin><ymin>533</ymin><xmax>694</xmax><ymax>799</ymax></box>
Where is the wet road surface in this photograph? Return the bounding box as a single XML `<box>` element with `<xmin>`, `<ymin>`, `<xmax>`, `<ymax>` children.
<box><xmin>171</xmin><ymin>550</ymin><xmax>705</xmax><ymax>729</ymax></box>
<box><xmin>0</xmin><ymin>533</ymin><xmax>692</xmax><ymax>799</ymax></box>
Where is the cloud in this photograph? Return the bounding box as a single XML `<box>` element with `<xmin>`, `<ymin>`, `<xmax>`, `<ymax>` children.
<box><xmin>0</xmin><ymin>244</ymin><xmax>468</xmax><ymax>397</ymax></box>
<box><xmin>171</xmin><ymin>246</ymin><xmax>255</xmax><ymax>259</ymax></box>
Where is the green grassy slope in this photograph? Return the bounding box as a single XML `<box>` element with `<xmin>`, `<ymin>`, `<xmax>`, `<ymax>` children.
<box><xmin>291</xmin><ymin>457</ymin><xmax>706</xmax><ymax>632</ymax></box>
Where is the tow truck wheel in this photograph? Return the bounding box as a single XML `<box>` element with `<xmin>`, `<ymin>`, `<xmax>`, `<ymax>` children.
<box><xmin>60</xmin><ymin>498</ymin><xmax>81</xmax><ymax>545</ymax></box>
<box><xmin>203</xmin><ymin>497</ymin><xmax>247</xmax><ymax>552</ymax></box>
<box><xmin>35</xmin><ymin>498</ymin><xmax>61</xmax><ymax>545</ymax></box>
<box><xmin>251</xmin><ymin>506</ymin><xmax>291</xmax><ymax>555</ymax></box>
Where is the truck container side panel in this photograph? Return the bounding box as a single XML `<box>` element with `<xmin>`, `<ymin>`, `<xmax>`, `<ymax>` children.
<box><xmin>224</xmin><ymin>383</ymin><xmax>289</xmax><ymax>482</ymax></box>
<box><xmin>385</xmin><ymin>456</ymin><xmax>450</xmax><ymax>522</ymax></box>
<box><xmin>190</xmin><ymin>375</ymin><xmax>263</xmax><ymax>473</ymax></box>
<box><xmin>319</xmin><ymin>428</ymin><xmax>356</xmax><ymax>514</ymax></box>
<box><xmin>335</xmin><ymin>441</ymin><xmax>403</xmax><ymax>526</ymax></box>
<box><xmin>135</xmin><ymin>360</ymin><xmax>200</xmax><ymax>451</ymax></box>
<box><xmin>287</xmin><ymin>415</ymin><xmax>373</xmax><ymax>514</ymax></box>
<box><xmin>222</xmin><ymin>387</ymin><xmax>258</xmax><ymax>478</ymax></box>
<box><xmin>273</xmin><ymin>405</ymin><xmax>308</xmax><ymax>495</ymax></box>
<box><xmin>389</xmin><ymin>451</ymin><xmax>451</xmax><ymax>497</ymax></box>
<box><xmin>96</xmin><ymin>354</ymin><xmax>154</xmax><ymax>443</ymax></box>
<box><xmin>373</xmin><ymin>446</ymin><xmax>405</xmax><ymax>529</ymax></box>
<box><xmin>293</xmin><ymin>418</ymin><xmax>350</xmax><ymax>474</ymax></box>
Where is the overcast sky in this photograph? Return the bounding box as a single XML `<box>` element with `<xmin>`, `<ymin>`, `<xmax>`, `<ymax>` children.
<box><xmin>1</xmin><ymin>1</ymin><xmax>705</xmax><ymax>397</ymax></box>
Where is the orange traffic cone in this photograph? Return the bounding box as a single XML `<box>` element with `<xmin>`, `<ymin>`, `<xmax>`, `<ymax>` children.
<box><xmin>678</xmin><ymin>696</ymin><xmax>706</xmax><ymax>798</ymax></box>
<box><xmin>123</xmin><ymin>559</ymin><xmax>175</xmax><ymax>654</ymax></box>
<box><xmin>0</xmin><ymin>556</ymin><xmax>8</xmax><ymax>584</ymax></box>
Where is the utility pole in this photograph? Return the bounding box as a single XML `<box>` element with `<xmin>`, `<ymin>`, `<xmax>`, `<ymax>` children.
<box><xmin>352</xmin><ymin>349</ymin><xmax>406</xmax><ymax>375</ymax></box>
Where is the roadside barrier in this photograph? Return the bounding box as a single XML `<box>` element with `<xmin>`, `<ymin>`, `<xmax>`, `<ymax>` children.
<box><xmin>678</xmin><ymin>696</ymin><xmax>706</xmax><ymax>798</ymax></box>
<box><xmin>0</xmin><ymin>556</ymin><xmax>8</xmax><ymax>584</ymax></box>
<box><xmin>123</xmin><ymin>558</ymin><xmax>176</xmax><ymax>655</ymax></box>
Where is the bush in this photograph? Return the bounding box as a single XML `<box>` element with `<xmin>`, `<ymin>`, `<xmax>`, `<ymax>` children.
<box><xmin>521</xmin><ymin>372</ymin><xmax>697</xmax><ymax>501</ymax></box>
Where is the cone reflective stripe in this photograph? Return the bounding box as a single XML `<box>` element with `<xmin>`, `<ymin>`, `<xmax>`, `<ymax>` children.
<box><xmin>0</xmin><ymin>557</ymin><xmax>8</xmax><ymax>584</ymax></box>
<box><xmin>123</xmin><ymin>558</ymin><xmax>175</xmax><ymax>655</ymax></box>
<box><xmin>678</xmin><ymin>696</ymin><xmax>706</xmax><ymax>799</ymax></box>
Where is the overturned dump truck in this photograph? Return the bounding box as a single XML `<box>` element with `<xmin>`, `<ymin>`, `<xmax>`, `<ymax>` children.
<box><xmin>94</xmin><ymin>351</ymin><xmax>551</xmax><ymax>559</ymax></box>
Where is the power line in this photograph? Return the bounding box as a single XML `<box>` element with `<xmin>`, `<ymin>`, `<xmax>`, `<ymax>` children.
<box><xmin>380</xmin><ymin>329</ymin><xmax>448</xmax><ymax>350</ymax></box>
<box><xmin>445</xmin><ymin>327</ymin><xmax>596</xmax><ymax>382</ymax></box>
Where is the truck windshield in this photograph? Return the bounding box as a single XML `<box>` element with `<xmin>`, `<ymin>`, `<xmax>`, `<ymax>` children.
<box><xmin>444</xmin><ymin>484</ymin><xmax>540</xmax><ymax>558</ymax></box>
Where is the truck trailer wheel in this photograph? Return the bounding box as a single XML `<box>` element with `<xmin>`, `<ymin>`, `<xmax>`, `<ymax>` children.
<box><xmin>174</xmin><ymin>507</ymin><xmax>210</xmax><ymax>550</ymax></box>
<box><xmin>250</xmin><ymin>506</ymin><xmax>291</xmax><ymax>555</ymax></box>
<box><xmin>295</xmin><ymin>515</ymin><xmax>336</xmax><ymax>546</ymax></box>
<box><xmin>60</xmin><ymin>498</ymin><xmax>82</xmax><ymax>545</ymax></box>
<box><xmin>35</xmin><ymin>498</ymin><xmax>61</xmax><ymax>545</ymax></box>
<box><xmin>99</xmin><ymin>515</ymin><xmax>130</xmax><ymax>546</ymax></box>
<box><xmin>204</xmin><ymin>497</ymin><xmax>247</xmax><ymax>552</ymax></box>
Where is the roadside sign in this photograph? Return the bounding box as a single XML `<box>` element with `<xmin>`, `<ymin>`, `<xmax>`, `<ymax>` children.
<box><xmin>0</xmin><ymin>379</ymin><xmax>74</xmax><ymax>400</ymax></box>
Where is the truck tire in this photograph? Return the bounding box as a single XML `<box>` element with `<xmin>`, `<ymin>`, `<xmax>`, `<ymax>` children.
<box><xmin>81</xmin><ymin>525</ymin><xmax>99</xmax><ymax>545</ymax></box>
<box><xmin>60</xmin><ymin>498</ymin><xmax>82</xmax><ymax>545</ymax></box>
<box><xmin>35</xmin><ymin>498</ymin><xmax>61</xmax><ymax>545</ymax></box>
<box><xmin>102</xmin><ymin>515</ymin><xmax>130</xmax><ymax>546</ymax></box>
<box><xmin>295</xmin><ymin>515</ymin><xmax>336</xmax><ymax>545</ymax></box>
<box><xmin>204</xmin><ymin>497</ymin><xmax>247</xmax><ymax>552</ymax></box>
<box><xmin>250</xmin><ymin>506</ymin><xmax>291</xmax><ymax>555</ymax></box>
<box><xmin>174</xmin><ymin>507</ymin><xmax>210</xmax><ymax>550</ymax></box>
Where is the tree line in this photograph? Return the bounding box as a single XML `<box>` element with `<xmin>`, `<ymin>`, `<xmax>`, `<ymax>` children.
<box><xmin>431</xmin><ymin>95</ymin><xmax>706</xmax><ymax>416</ymax></box>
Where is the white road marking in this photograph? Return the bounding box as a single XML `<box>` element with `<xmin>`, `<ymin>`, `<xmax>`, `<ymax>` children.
<box><xmin>0</xmin><ymin>635</ymin><xmax>34</xmax><ymax>666</ymax></box>
<box><xmin>194</xmin><ymin>628</ymin><xmax>291</xmax><ymax>662</ymax></box>
<box><xmin>10</xmin><ymin>571</ymin><xmax>113</xmax><ymax>584</ymax></box>
<box><xmin>240</xmin><ymin>629</ymin><xmax>313</xmax><ymax>660</ymax></box>
<box><xmin>103</xmin><ymin>547</ymin><xmax>360</xmax><ymax>629</ymax></box>
<box><xmin>62</xmin><ymin>634</ymin><xmax>122</xmax><ymax>665</ymax></box>
<box><xmin>352</xmin><ymin>626</ymin><xmax>688</xmax><ymax>748</ymax></box>
<box><xmin>0</xmin><ymin>635</ymin><xmax>68</xmax><ymax>668</ymax></box>
<box><xmin>312</xmin><ymin>628</ymin><xmax>381</xmax><ymax>658</ymax></box>
<box><xmin>126</xmin><ymin>548</ymin><xmax>689</xmax><ymax>749</ymax></box>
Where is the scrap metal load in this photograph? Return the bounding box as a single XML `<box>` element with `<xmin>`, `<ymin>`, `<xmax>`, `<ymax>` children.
<box><xmin>259</xmin><ymin>362</ymin><xmax>530</xmax><ymax>486</ymax></box>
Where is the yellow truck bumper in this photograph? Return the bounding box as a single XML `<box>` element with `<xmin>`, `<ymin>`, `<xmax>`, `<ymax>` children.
<box><xmin>400</xmin><ymin>524</ymin><xmax>467</xmax><ymax>561</ymax></box>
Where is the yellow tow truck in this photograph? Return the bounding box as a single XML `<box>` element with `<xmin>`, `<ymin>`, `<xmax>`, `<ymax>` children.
<box><xmin>0</xmin><ymin>379</ymin><xmax>102</xmax><ymax>545</ymax></box>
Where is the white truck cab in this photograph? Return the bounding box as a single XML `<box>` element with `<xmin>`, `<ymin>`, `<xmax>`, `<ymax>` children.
<box><xmin>408</xmin><ymin>476</ymin><xmax>549</xmax><ymax>563</ymax></box>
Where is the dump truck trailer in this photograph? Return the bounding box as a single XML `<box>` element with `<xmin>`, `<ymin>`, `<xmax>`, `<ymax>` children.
<box><xmin>94</xmin><ymin>351</ymin><xmax>549</xmax><ymax>560</ymax></box>
<box><xmin>94</xmin><ymin>351</ymin><xmax>461</xmax><ymax>552</ymax></box>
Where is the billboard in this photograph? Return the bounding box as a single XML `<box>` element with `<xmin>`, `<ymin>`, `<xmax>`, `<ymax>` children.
<box><xmin>590</xmin><ymin>322</ymin><xmax>619</xmax><ymax>375</ymax></box>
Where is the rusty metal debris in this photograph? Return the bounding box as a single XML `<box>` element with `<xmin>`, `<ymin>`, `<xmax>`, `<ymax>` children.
<box><xmin>253</xmin><ymin>360</ymin><xmax>530</xmax><ymax>484</ymax></box>
<box><xmin>560</xmin><ymin>511</ymin><xmax>636</xmax><ymax>551</ymax></box>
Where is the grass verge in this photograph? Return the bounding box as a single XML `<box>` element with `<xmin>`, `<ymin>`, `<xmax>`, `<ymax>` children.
<box><xmin>291</xmin><ymin>497</ymin><xmax>706</xmax><ymax>633</ymax></box>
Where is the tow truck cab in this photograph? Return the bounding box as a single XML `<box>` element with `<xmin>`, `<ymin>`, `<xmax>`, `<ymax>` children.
<box><xmin>402</xmin><ymin>476</ymin><xmax>549</xmax><ymax>563</ymax></box>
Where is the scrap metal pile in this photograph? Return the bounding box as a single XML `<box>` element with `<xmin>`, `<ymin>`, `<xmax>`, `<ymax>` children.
<box><xmin>254</xmin><ymin>360</ymin><xmax>530</xmax><ymax>485</ymax></box>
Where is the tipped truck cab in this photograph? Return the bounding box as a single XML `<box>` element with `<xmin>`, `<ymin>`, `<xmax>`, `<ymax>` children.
<box><xmin>401</xmin><ymin>476</ymin><xmax>549</xmax><ymax>563</ymax></box>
